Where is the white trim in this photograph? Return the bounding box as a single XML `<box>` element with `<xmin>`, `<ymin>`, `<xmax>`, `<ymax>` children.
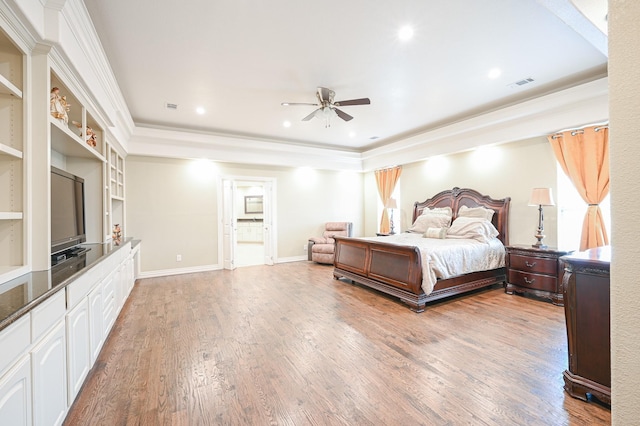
<box><xmin>276</xmin><ymin>256</ymin><xmax>308</xmax><ymax>264</ymax></box>
<box><xmin>137</xmin><ymin>264</ymin><xmax>221</xmax><ymax>279</ymax></box>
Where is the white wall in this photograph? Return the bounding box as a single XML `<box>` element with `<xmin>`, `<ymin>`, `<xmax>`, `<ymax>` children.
<box><xmin>126</xmin><ymin>156</ymin><xmax>364</xmax><ymax>273</ymax></box>
<box><xmin>609</xmin><ymin>1</ymin><xmax>640</xmax><ymax>423</ymax></box>
<box><xmin>364</xmin><ymin>137</ymin><xmax>559</xmax><ymax>246</ymax></box>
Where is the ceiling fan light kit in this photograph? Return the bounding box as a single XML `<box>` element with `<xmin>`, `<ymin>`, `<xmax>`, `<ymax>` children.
<box><xmin>282</xmin><ymin>87</ymin><xmax>370</xmax><ymax>127</ymax></box>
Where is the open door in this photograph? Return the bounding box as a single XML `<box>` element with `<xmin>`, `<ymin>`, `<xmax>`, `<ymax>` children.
<box><xmin>222</xmin><ymin>179</ymin><xmax>236</xmax><ymax>270</ymax></box>
<box><xmin>262</xmin><ymin>181</ymin><xmax>274</xmax><ymax>265</ymax></box>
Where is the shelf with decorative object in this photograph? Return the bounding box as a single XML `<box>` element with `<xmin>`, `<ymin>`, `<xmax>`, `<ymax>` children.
<box><xmin>50</xmin><ymin>73</ymin><xmax>105</xmax><ymax>161</ymax></box>
<box><xmin>505</xmin><ymin>245</ymin><xmax>573</xmax><ymax>305</ymax></box>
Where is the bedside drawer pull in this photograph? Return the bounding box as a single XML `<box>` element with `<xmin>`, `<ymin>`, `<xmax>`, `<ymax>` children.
<box><xmin>525</xmin><ymin>261</ymin><xmax>537</xmax><ymax>268</ymax></box>
<box><xmin>524</xmin><ymin>277</ymin><xmax>535</xmax><ymax>284</ymax></box>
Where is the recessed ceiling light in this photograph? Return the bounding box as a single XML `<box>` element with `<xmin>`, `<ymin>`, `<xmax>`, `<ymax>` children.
<box><xmin>283</xmin><ymin>120</ymin><xmax>291</xmax><ymax>128</ymax></box>
<box><xmin>488</xmin><ymin>68</ymin><xmax>502</xmax><ymax>79</ymax></box>
<box><xmin>196</xmin><ymin>107</ymin><xmax>206</xmax><ymax>115</ymax></box>
<box><xmin>349</xmin><ymin>131</ymin><xmax>356</xmax><ymax>138</ymax></box>
<box><xmin>398</xmin><ymin>25</ymin><xmax>414</xmax><ymax>41</ymax></box>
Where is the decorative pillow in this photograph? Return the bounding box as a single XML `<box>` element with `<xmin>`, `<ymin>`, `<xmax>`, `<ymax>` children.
<box><xmin>424</xmin><ymin>227</ymin><xmax>447</xmax><ymax>239</ymax></box>
<box><xmin>421</xmin><ymin>206</ymin><xmax>453</xmax><ymax>217</ymax></box>
<box><xmin>447</xmin><ymin>217</ymin><xmax>499</xmax><ymax>243</ymax></box>
<box><xmin>457</xmin><ymin>205</ymin><xmax>495</xmax><ymax>221</ymax></box>
<box><xmin>408</xmin><ymin>210</ymin><xmax>452</xmax><ymax>233</ymax></box>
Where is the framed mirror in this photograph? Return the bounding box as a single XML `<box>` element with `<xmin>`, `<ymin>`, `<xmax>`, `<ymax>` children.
<box><xmin>244</xmin><ymin>195</ymin><xmax>263</xmax><ymax>214</ymax></box>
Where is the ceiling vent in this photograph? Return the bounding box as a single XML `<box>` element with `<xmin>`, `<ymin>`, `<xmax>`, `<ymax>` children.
<box><xmin>508</xmin><ymin>77</ymin><xmax>535</xmax><ymax>89</ymax></box>
<box><xmin>165</xmin><ymin>102</ymin><xmax>178</xmax><ymax>110</ymax></box>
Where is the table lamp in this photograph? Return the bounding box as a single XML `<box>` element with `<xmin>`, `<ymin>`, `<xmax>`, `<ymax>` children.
<box><xmin>528</xmin><ymin>188</ymin><xmax>555</xmax><ymax>248</ymax></box>
<box><xmin>385</xmin><ymin>198</ymin><xmax>398</xmax><ymax>235</ymax></box>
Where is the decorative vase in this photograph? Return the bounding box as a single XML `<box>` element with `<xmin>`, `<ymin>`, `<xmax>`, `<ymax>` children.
<box><xmin>112</xmin><ymin>224</ymin><xmax>122</xmax><ymax>245</ymax></box>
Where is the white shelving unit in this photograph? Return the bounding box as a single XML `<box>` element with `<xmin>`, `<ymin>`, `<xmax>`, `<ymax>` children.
<box><xmin>107</xmin><ymin>144</ymin><xmax>125</xmax><ymax>240</ymax></box>
<box><xmin>49</xmin><ymin>71</ymin><xmax>107</xmax><ymax>250</ymax></box>
<box><xmin>0</xmin><ymin>30</ymin><xmax>26</xmax><ymax>283</ymax></box>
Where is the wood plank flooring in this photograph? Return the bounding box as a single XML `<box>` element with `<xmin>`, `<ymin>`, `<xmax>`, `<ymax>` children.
<box><xmin>63</xmin><ymin>262</ymin><xmax>611</xmax><ymax>425</ymax></box>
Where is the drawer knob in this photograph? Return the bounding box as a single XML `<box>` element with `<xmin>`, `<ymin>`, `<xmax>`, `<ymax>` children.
<box><xmin>524</xmin><ymin>276</ymin><xmax>535</xmax><ymax>284</ymax></box>
<box><xmin>525</xmin><ymin>261</ymin><xmax>537</xmax><ymax>268</ymax></box>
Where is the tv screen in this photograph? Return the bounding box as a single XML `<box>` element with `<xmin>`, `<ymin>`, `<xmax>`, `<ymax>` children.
<box><xmin>51</xmin><ymin>166</ymin><xmax>86</xmax><ymax>255</ymax></box>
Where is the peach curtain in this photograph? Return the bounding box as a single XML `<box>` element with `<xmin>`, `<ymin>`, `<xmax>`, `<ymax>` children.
<box><xmin>374</xmin><ymin>166</ymin><xmax>402</xmax><ymax>234</ymax></box>
<box><xmin>548</xmin><ymin>125</ymin><xmax>609</xmax><ymax>251</ymax></box>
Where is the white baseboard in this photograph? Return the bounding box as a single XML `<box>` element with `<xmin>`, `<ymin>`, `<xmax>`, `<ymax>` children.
<box><xmin>138</xmin><ymin>257</ymin><xmax>309</xmax><ymax>279</ymax></box>
<box><xmin>276</xmin><ymin>256</ymin><xmax>307</xmax><ymax>264</ymax></box>
<box><xmin>137</xmin><ymin>264</ymin><xmax>222</xmax><ymax>279</ymax></box>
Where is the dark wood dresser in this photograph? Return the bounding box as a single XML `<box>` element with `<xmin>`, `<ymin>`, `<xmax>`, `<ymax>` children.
<box><xmin>505</xmin><ymin>245</ymin><xmax>572</xmax><ymax>305</ymax></box>
<box><xmin>561</xmin><ymin>246</ymin><xmax>611</xmax><ymax>405</ymax></box>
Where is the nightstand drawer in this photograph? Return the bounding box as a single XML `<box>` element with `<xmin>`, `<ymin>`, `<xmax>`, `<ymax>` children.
<box><xmin>508</xmin><ymin>270</ymin><xmax>557</xmax><ymax>292</ymax></box>
<box><xmin>509</xmin><ymin>254</ymin><xmax>557</xmax><ymax>275</ymax></box>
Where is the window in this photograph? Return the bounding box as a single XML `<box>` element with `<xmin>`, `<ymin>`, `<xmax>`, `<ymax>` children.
<box><xmin>377</xmin><ymin>182</ymin><xmax>401</xmax><ymax>233</ymax></box>
<box><xmin>556</xmin><ymin>166</ymin><xmax>610</xmax><ymax>250</ymax></box>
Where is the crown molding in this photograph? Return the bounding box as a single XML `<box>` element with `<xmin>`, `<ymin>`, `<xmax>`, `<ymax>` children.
<box><xmin>361</xmin><ymin>77</ymin><xmax>608</xmax><ymax>171</ymax></box>
<box><xmin>128</xmin><ymin>126</ymin><xmax>364</xmax><ymax>172</ymax></box>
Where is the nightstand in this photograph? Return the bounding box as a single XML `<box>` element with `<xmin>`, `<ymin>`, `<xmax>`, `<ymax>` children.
<box><xmin>505</xmin><ymin>245</ymin><xmax>573</xmax><ymax>305</ymax></box>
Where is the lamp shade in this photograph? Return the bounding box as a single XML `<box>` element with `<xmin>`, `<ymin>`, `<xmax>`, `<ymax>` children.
<box><xmin>528</xmin><ymin>188</ymin><xmax>555</xmax><ymax>206</ymax></box>
<box><xmin>385</xmin><ymin>198</ymin><xmax>398</xmax><ymax>209</ymax></box>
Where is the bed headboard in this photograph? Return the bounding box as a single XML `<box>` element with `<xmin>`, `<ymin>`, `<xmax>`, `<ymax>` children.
<box><xmin>413</xmin><ymin>187</ymin><xmax>511</xmax><ymax>245</ymax></box>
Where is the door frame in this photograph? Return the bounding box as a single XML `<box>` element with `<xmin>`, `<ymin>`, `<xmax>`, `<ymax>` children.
<box><xmin>219</xmin><ymin>176</ymin><xmax>277</xmax><ymax>269</ymax></box>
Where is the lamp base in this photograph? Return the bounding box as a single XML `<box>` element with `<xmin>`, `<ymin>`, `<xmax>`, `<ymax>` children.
<box><xmin>532</xmin><ymin>242</ymin><xmax>548</xmax><ymax>249</ymax></box>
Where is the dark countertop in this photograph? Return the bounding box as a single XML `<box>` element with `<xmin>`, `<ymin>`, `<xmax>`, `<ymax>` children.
<box><xmin>0</xmin><ymin>238</ymin><xmax>134</xmax><ymax>332</ymax></box>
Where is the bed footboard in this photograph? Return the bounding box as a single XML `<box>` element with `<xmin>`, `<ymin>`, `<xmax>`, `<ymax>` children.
<box><xmin>333</xmin><ymin>236</ymin><xmax>428</xmax><ymax>312</ymax></box>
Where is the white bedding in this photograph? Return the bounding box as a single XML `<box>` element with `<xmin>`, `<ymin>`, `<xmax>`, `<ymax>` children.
<box><xmin>364</xmin><ymin>233</ymin><xmax>506</xmax><ymax>295</ymax></box>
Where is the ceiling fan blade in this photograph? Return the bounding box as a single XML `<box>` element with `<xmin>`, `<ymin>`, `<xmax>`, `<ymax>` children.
<box><xmin>317</xmin><ymin>87</ymin><xmax>335</xmax><ymax>103</ymax></box>
<box><xmin>281</xmin><ymin>102</ymin><xmax>318</xmax><ymax>106</ymax></box>
<box><xmin>302</xmin><ymin>109</ymin><xmax>320</xmax><ymax>121</ymax></box>
<box><xmin>334</xmin><ymin>98</ymin><xmax>371</xmax><ymax>107</ymax></box>
<box><xmin>334</xmin><ymin>108</ymin><xmax>354</xmax><ymax>122</ymax></box>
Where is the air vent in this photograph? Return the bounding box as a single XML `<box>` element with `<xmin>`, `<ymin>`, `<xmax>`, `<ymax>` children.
<box><xmin>508</xmin><ymin>77</ymin><xmax>535</xmax><ymax>89</ymax></box>
<box><xmin>165</xmin><ymin>102</ymin><xmax>178</xmax><ymax>110</ymax></box>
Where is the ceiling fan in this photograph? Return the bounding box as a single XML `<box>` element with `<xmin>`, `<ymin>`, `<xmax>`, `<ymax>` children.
<box><xmin>281</xmin><ymin>87</ymin><xmax>370</xmax><ymax>127</ymax></box>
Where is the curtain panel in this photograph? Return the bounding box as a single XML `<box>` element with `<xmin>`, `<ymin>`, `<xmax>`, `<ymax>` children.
<box><xmin>548</xmin><ymin>125</ymin><xmax>609</xmax><ymax>251</ymax></box>
<box><xmin>374</xmin><ymin>166</ymin><xmax>402</xmax><ymax>234</ymax></box>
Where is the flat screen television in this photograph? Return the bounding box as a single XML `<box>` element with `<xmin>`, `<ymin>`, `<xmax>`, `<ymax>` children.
<box><xmin>51</xmin><ymin>166</ymin><xmax>86</xmax><ymax>255</ymax></box>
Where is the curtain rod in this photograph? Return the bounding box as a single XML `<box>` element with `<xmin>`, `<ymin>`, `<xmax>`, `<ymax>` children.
<box><xmin>550</xmin><ymin>124</ymin><xmax>609</xmax><ymax>139</ymax></box>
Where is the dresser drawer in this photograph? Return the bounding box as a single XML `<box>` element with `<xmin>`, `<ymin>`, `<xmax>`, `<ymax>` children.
<box><xmin>509</xmin><ymin>254</ymin><xmax>557</xmax><ymax>275</ymax></box>
<box><xmin>508</xmin><ymin>270</ymin><xmax>558</xmax><ymax>292</ymax></box>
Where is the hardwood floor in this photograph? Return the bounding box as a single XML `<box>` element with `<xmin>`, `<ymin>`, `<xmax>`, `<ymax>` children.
<box><xmin>64</xmin><ymin>262</ymin><xmax>611</xmax><ymax>425</ymax></box>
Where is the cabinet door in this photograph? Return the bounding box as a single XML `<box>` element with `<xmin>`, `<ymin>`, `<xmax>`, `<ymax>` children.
<box><xmin>32</xmin><ymin>321</ymin><xmax>67</xmax><ymax>426</ymax></box>
<box><xmin>66</xmin><ymin>298</ymin><xmax>91</xmax><ymax>404</ymax></box>
<box><xmin>0</xmin><ymin>354</ymin><xmax>32</xmax><ymax>426</ymax></box>
<box><xmin>89</xmin><ymin>285</ymin><xmax>104</xmax><ymax>363</ymax></box>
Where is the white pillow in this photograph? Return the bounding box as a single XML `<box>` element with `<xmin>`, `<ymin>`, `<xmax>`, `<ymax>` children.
<box><xmin>421</xmin><ymin>206</ymin><xmax>453</xmax><ymax>217</ymax></box>
<box><xmin>458</xmin><ymin>205</ymin><xmax>495</xmax><ymax>221</ymax></box>
<box><xmin>447</xmin><ymin>217</ymin><xmax>499</xmax><ymax>243</ymax></box>
<box><xmin>424</xmin><ymin>227</ymin><xmax>447</xmax><ymax>239</ymax></box>
<box><xmin>408</xmin><ymin>212</ymin><xmax>452</xmax><ymax>233</ymax></box>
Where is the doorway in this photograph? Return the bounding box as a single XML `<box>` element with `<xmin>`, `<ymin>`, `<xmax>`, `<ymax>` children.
<box><xmin>221</xmin><ymin>177</ymin><xmax>276</xmax><ymax>270</ymax></box>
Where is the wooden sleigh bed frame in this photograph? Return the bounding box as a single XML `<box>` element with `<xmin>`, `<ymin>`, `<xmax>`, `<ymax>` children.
<box><xmin>333</xmin><ymin>187</ymin><xmax>511</xmax><ymax>312</ymax></box>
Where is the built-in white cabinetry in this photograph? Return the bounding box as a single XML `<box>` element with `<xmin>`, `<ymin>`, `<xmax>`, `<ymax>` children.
<box><xmin>102</xmin><ymin>270</ymin><xmax>116</xmax><ymax>335</ymax></box>
<box><xmin>65</xmin><ymin>298</ymin><xmax>90</xmax><ymax>404</ymax></box>
<box><xmin>0</xmin><ymin>354</ymin><xmax>31</xmax><ymax>425</ymax></box>
<box><xmin>0</xmin><ymin>241</ymin><xmax>139</xmax><ymax>425</ymax></box>
<box><xmin>88</xmin><ymin>285</ymin><xmax>104</xmax><ymax>363</ymax></box>
<box><xmin>31</xmin><ymin>321</ymin><xmax>67</xmax><ymax>426</ymax></box>
<box><xmin>0</xmin><ymin>29</ymin><xmax>26</xmax><ymax>283</ymax></box>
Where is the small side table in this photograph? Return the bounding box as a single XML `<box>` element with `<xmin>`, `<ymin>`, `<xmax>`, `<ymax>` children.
<box><xmin>505</xmin><ymin>245</ymin><xmax>573</xmax><ymax>305</ymax></box>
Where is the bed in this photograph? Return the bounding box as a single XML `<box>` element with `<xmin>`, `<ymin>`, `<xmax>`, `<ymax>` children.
<box><xmin>333</xmin><ymin>187</ymin><xmax>511</xmax><ymax>312</ymax></box>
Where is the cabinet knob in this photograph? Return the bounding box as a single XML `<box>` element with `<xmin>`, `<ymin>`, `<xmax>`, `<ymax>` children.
<box><xmin>524</xmin><ymin>276</ymin><xmax>535</xmax><ymax>284</ymax></box>
<box><xmin>525</xmin><ymin>261</ymin><xmax>536</xmax><ymax>268</ymax></box>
